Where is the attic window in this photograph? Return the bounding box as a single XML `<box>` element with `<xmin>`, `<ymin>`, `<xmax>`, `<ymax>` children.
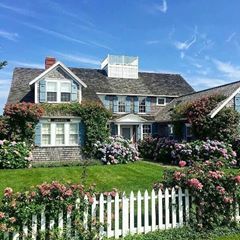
<box><xmin>157</xmin><ymin>97</ymin><xmax>166</xmax><ymax>106</ymax></box>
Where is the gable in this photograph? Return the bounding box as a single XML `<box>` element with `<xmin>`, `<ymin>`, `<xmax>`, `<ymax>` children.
<box><xmin>29</xmin><ymin>61</ymin><xmax>87</xmax><ymax>88</ymax></box>
<box><xmin>115</xmin><ymin>114</ymin><xmax>148</xmax><ymax>123</ymax></box>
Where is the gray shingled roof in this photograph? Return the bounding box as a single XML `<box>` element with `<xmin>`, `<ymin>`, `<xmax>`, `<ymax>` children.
<box><xmin>155</xmin><ymin>80</ymin><xmax>240</xmax><ymax>122</ymax></box>
<box><xmin>7</xmin><ymin>67</ymin><xmax>194</xmax><ymax>104</ymax></box>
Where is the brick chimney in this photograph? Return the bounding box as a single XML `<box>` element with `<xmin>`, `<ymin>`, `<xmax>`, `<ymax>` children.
<box><xmin>45</xmin><ymin>57</ymin><xmax>56</xmax><ymax>69</ymax></box>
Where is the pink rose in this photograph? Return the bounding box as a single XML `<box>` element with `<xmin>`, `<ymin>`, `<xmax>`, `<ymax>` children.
<box><xmin>179</xmin><ymin>160</ymin><xmax>187</xmax><ymax>167</ymax></box>
<box><xmin>188</xmin><ymin>178</ymin><xmax>203</xmax><ymax>190</ymax></box>
<box><xmin>234</xmin><ymin>175</ymin><xmax>240</xmax><ymax>184</ymax></box>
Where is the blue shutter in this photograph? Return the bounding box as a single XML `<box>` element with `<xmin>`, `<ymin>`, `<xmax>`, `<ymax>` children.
<box><xmin>134</xmin><ymin>96</ymin><xmax>139</xmax><ymax>113</ymax></box>
<box><xmin>113</xmin><ymin>96</ymin><xmax>118</xmax><ymax>112</ymax></box>
<box><xmin>152</xmin><ymin>122</ymin><xmax>158</xmax><ymax>137</ymax></box>
<box><xmin>104</xmin><ymin>96</ymin><xmax>110</xmax><ymax>109</ymax></box>
<box><xmin>71</xmin><ymin>81</ymin><xmax>78</xmax><ymax>102</ymax></box>
<box><xmin>39</xmin><ymin>80</ymin><xmax>46</xmax><ymax>103</ymax></box>
<box><xmin>234</xmin><ymin>94</ymin><xmax>240</xmax><ymax>112</ymax></box>
<box><xmin>79</xmin><ymin>121</ymin><xmax>85</xmax><ymax>146</ymax></box>
<box><xmin>146</xmin><ymin>97</ymin><xmax>151</xmax><ymax>112</ymax></box>
<box><xmin>35</xmin><ymin>122</ymin><xmax>41</xmax><ymax>146</ymax></box>
<box><xmin>126</xmin><ymin>96</ymin><xmax>131</xmax><ymax>113</ymax></box>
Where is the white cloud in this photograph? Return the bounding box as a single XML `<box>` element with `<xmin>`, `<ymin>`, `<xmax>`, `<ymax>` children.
<box><xmin>0</xmin><ymin>3</ymin><xmax>35</xmax><ymax>17</ymax></box>
<box><xmin>154</xmin><ymin>0</ymin><xmax>168</xmax><ymax>13</ymax></box>
<box><xmin>174</xmin><ymin>35</ymin><xmax>197</xmax><ymax>50</ymax></box>
<box><xmin>54</xmin><ymin>52</ymin><xmax>100</xmax><ymax>66</ymax></box>
<box><xmin>187</xmin><ymin>76</ymin><xmax>228</xmax><ymax>90</ymax></box>
<box><xmin>213</xmin><ymin>59</ymin><xmax>240</xmax><ymax>80</ymax></box>
<box><xmin>226</xmin><ymin>32</ymin><xmax>236</xmax><ymax>42</ymax></box>
<box><xmin>22</xmin><ymin>22</ymin><xmax>88</xmax><ymax>46</ymax></box>
<box><xmin>0</xmin><ymin>30</ymin><xmax>19</xmax><ymax>41</ymax></box>
<box><xmin>10</xmin><ymin>61</ymin><xmax>43</xmax><ymax>68</ymax></box>
<box><xmin>146</xmin><ymin>40</ymin><xmax>160</xmax><ymax>45</ymax></box>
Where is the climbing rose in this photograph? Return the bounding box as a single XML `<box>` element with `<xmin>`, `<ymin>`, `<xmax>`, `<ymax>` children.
<box><xmin>179</xmin><ymin>160</ymin><xmax>187</xmax><ymax>167</ymax></box>
<box><xmin>234</xmin><ymin>175</ymin><xmax>240</xmax><ymax>184</ymax></box>
<box><xmin>187</xmin><ymin>178</ymin><xmax>203</xmax><ymax>190</ymax></box>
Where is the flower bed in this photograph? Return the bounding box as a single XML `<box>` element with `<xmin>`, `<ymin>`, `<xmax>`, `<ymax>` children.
<box><xmin>139</xmin><ymin>138</ymin><xmax>237</xmax><ymax>167</ymax></box>
<box><xmin>94</xmin><ymin>136</ymin><xmax>139</xmax><ymax>164</ymax></box>
<box><xmin>0</xmin><ymin>140</ymin><xmax>32</xmax><ymax>169</ymax></box>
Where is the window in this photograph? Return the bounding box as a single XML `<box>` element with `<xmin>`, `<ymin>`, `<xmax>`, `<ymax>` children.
<box><xmin>41</xmin><ymin>123</ymin><xmax>51</xmax><ymax>145</ymax></box>
<box><xmin>139</xmin><ymin>97</ymin><xmax>146</xmax><ymax>113</ymax></box>
<box><xmin>118</xmin><ymin>96</ymin><xmax>126</xmax><ymax>112</ymax></box>
<box><xmin>56</xmin><ymin>123</ymin><xmax>65</xmax><ymax>145</ymax></box>
<box><xmin>61</xmin><ymin>82</ymin><xmax>71</xmax><ymax>102</ymax></box>
<box><xmin>128</xmin><ymin>96</ymin><xmax>135</xmax><ymax>113</ymax></box>
<box><xmin>69</xmin><ymin>123</ymin><xmax>78</xmax><ymax>145</ymax></box>
<box><xmin>143</xmin><ymin>124</ymin><xmax>151</xmax><ymax>138</ymax></box>
<box><xmin>185</xmin><ymin>124</ymin><xmax>193</xmax><ymax>141</ymax></box>
<box><xmin>157</xmin><ymin>97</ymin><xmax>166</xmax><ymax>106</ymax></box>
<box><xmin>47</xmin><ymin>82</ymin><xmax>57</xmax><ymax>102</ymax></box>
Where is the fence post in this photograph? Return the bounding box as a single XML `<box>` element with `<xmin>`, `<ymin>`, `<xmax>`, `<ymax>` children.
<box><xmin>83</xmin><ymin>195</ymin><xmax>89</xmax><ymax>230</ymax></box>
<box><xmin>158</xmin><ymin>189</ymin><xmax>163</xmax><ymax>229</ymax></box>
<box><xmin>32</xmin><ymin>215</ymin><xmax>37</xmax><ymax>240</ymax></box>
<box><xmin>178</xmin><ymin>188</ymin><xmax>183</xmax><ymax>226</ymax></box>
<box><xmin>129</xmin><ymin>191</ymin><xmax>135</xmax><ymax>234</ymax></box>
<box><xmin>144</xmin><ymin>190</ymin><xmax>149</xmax><ymax>233</ymax></box>
<box><xmin>12</xmin><ymin>232</ymin><xmax>19</xmax><ymax>240</ymax></box>
<box><xmin>58</xmin><ymin>211</ymin><xmax>64</xmax><ymax>237</ymax></box>
<box><xmin>122</xmin><ymin>192</ymin><xmax>129</xmax><ymax>237</ymax></box>
<box><xmin>107</xmin><ymin>195</ymin><xmax>112</xmax><ymax>238</ymax></box>
<box><xmin>151</xmin><ymin>189</ymin><xmax>156</xmax><ymax>231</ymax></box>
<box><xmin>22</xmin><ymin>224</ymin><xmax>28</xmax><ymax>240</ymax></box>
<box><xmin>114</xmin><ymin>192</ymin><xmax>120</xmax><ymax>239</ymax></box>
<box><xmin>185</xmin><ymin>189</ymin><xmax>190</xmax><ymax>223</ymax></box>
<box><xmin>165</xmin><ymin>188</ymin><xmax>170</xmax><ymax>229</ymax></box>
<box><xmin>40</xmin><ymin>209</ymin><xmax>46</xmax><ymax>233</ymax></box>
<box><xmin>66</xmin><ymin>210</ymin><xmax>72</xmax><ymax>239</ymax></box>
<box><xmin>137</xmin><ymin>190</ymin><xmax>142</xmax><ymax>233</ymax></box>
<box><xmin>99</xmin><ymin>193</ymin><xmax>105</xmax><ymax>237</ymax></box>
<box><xmin>171</xmin><ymin>188</ymin><xmax>177</xmax><ymax>227</ymax></box>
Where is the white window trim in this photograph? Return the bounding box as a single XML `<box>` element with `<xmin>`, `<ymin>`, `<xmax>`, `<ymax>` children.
<box><xmin>46</xmin><ymin>79</ymin><xmax>72</xmax><ymax>103</ymax></box>
<box><xmin>156</xmin><ymin>97</ymin><xmax>166</xmax><ymax>106</ymax></box>
<box><xmin>41</xmin><ymin>121</ymin><xmax>80</xmax><ymax>147</ymax></box>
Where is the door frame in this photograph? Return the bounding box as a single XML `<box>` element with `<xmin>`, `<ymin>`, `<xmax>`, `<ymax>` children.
<box><xmin>120</xmin><ymin>125</ymin><xmax>133</xmax><ymax>141</ymax></box>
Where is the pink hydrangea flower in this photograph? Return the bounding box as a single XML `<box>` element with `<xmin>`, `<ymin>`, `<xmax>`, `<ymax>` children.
<box><xmin>188</xmin><ymin>178</ymin><xmax>203</xmax><ymax>190</ymax></box>
<box><xmin>179</xmin><ymin>160</ymin><xmax>187</xmax><ymax>167</ymax></box>
<box><xmin>234</xmin><ymin>175</ymin><xmax>240</xmax><ymax>184</ymax></box>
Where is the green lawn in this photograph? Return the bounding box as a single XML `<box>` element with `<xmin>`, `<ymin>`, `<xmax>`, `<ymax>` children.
<box><xmin>0</xmin><ymin>161</ymin><xmax>174</xmax><ymax>196</ymax></box>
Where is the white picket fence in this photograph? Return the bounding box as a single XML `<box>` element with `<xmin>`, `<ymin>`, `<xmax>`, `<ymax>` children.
<box><xmin>2</xmin><ymin>188</ymin><xmax>240</xmax><ymax>240</ymax></box>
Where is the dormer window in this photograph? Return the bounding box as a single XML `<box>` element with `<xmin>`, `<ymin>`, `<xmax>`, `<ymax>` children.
<box><xmin>61</xmin><ymin>82</ymin><xmax>71</xmax><ymax>102</ymax></box>
<box><xmin>47</xmin><ymin>82</ymin><xmax>57</xmax><ymax>102</ymax></box>
<box><xmin>45</xmin><ymin>80</ymin><xmax>72</xmax><ymax>103</ymax></box>
<box><xmin>157</xmin><ymin>97</ymin><xmax>166</xmax><ymax>106</ymax></box>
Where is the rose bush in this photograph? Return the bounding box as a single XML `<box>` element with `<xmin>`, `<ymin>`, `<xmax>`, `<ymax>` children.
<box><xmin>94</xmin><ymin>136</ymin><xmax>139</xmax><ymax>164</ymax></box>
<box><xmin>156</xmin><ymin>161</ymin><xmax>240</xmax><ymax>229</ymax></box>
<box><xmin>0</xmin><ymin>140</ymin><xmax>32</xmax><ymax>169</ymax></box>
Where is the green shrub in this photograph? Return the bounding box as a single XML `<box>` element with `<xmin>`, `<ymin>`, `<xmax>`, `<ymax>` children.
<box><xmin>0</xmin><ymin>140</ymin><xmax>32</xmax><ymax>169</ymax></box>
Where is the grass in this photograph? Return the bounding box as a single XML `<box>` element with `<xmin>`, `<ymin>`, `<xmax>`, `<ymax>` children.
<box><xmin>0</xmin><ymin>161</ymin><xmax>175</xmax><ymax>196</ymax></box>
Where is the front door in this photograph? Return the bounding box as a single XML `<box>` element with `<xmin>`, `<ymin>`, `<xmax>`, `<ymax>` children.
<box><xmin>121</xmin><ymin>127</ymin><xmax>131</xmax><ymax>140</ymax></box>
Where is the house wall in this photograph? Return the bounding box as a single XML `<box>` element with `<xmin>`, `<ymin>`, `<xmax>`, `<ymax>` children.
<box><xmin>32</xmin><ymin>146</ymin><xmax>83</xmax><ymax>162</ymax></box>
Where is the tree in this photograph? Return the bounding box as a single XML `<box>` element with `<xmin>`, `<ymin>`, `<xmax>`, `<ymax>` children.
<box><xmin>0</xmin><ymin>61</ymin><xmax>7</xmax><ymax>70</ymax></box>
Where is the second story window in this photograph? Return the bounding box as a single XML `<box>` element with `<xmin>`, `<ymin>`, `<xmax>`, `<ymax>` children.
<box><xmin>139</xmin><ymin>97</ymin><xmax>146</xmax><ymax>113</ymax></box>
<box><xmin>118</xmin><ymin>96</ymin><xmax>126</xmax><ymax>112</ymax></box>
<box><xmin>61</xmin><ymin>82</ymin><xmax>71</xmax><ymax>102</ymax></box>
<box><xmin>47</xmin><ymin>82</ymin><xmax>57</xmax><ymax>102</ymax></box>
<box><xmin>108</xmin><ymin>96</ymin><xmax>114</xmax><ymax>111</ymax></box>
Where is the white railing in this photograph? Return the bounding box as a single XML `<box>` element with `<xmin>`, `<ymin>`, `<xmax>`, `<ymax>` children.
<box><xmin>2</xmin><ymin>188</ymin><xmax>240</xmax><ymax>240</ymax></box>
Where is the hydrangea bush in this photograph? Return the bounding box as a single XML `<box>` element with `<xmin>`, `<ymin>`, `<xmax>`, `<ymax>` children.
<box><xmin>0</xmin><ymin>140</ymin><xmax>32</xmax><ymax>169</ymax></box>
<box><xmin>94</xmin><ymin>136</ymin><xmax>139</xmax><ymax>164</ymax></box>
<box><xmin>155</xmin><ymin>161</ymin><xmax>240</xmax><ymax>229</ymax></box>
<box><xmin>138</xmin><ymin>137</ymin><xmax>237</xmax><ymax>167</ymax></box>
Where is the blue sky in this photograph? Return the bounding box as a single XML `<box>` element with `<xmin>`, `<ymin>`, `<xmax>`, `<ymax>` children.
<box><xmin>1</xmin><ymin>0</ymin><xmax>240</xmax><ymax>113</ymax></box>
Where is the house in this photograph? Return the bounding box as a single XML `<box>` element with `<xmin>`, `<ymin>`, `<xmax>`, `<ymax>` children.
<box><xmin>7</xmin><ymin>55</ymin><xmax>193</xmax><ymax>161</ymax></box>
<box><xmin>8</xmin><ymin>54</ymin><xmax>240</xmax><ymax>162</ymax></box>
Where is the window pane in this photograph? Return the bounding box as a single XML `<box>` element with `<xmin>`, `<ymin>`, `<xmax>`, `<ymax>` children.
<box><xmin>42</xmin><ymin>135</ymin><xmax>50</xmax><ymax>145</ymax></box>
<box><xmin>69</xmin><ymin>135</ymin><xmax>78</xmax><ymax>144</ymax></box>
<box><xmin>143</xmin><ymin>125</ymin><xmax>151</xmax><ymax>134</ymax></box>
<box><xmin>56</xmin><ymin>135</ymin><xmax>64</xmax><ymax>145</ymax></box>
<box><xmin>56</xmin><ymin>124</ymin><xmax>64</xmax><ymax>134</ymax></box>
<box><xmin>42</xmin><ymin>124</ymin><xmax>50</xmax><ymax>134</ymax></box>
<box><xmin>47</xmin><ymin>92</ymin><xmax>57</xmax><ymax>101</ymax></box>
<box><xmin>139</xmin><ymin>97</ymin><xmax>146</xmax><ymax>113</ymax></box>
<box><xmin>61</xmin><ymin>82</ymin><xmax>71</xmax><ymax>92</ymax></box>
<box><xmin>47</xmin><ymin>82</ymin><xmax>57</xmax><ymax>91</ymax></box>
<box><xmin>61</xmin><ymin>93</ymin><xmax>71</xmax><ymax>102</ymax></box>
<box><xmin>158</xmin><ymin>98</ymin><xmax>165</xmax><ymax>105</ymax></box>
<box><xmin>70</xmin><ymin>123</ymin><xmax>78</xmax><ymax>134</ymax></box>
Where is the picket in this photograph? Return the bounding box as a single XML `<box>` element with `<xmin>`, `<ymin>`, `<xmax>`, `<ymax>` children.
<box><xmin>2</xmin><ymin>188</ymin><xmax>240</xmax><ymax>240</ymax></box>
